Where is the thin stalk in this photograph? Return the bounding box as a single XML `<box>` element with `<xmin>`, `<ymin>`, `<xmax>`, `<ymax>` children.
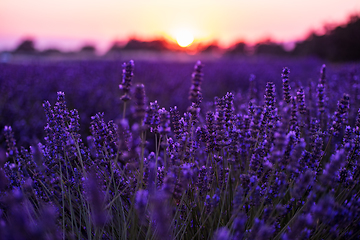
<box><xmin>273</xmin><ymin>197</ymin><xmax>311</xmax><ymax>240</ymax></box>
<box><xmin>216</xmin><ymin>168</ymin><xmax>231</xmax><ymax>230</ymax></box>
<box><xmin>317</xmin><ymin>135</ymin><xmax>333</xmax><ymax>171</ymax></box>
<box><xmin>154</xmin><ymin>133</ymin><xmax>161</xmax><ymax>188</ymax></box>
<box><xmin>123</xmin><ymin>102</ymin><xmax>127</xmax><ymax>119</ymax></box>
<box><xmin>59</xmin><ymin>160</ymin><xmax>66</xmax><ymax>240</ymax></box>
<box><xmin>139</xmin><ymin>120</ymin><xmax>146</xmax><ymax>188</ymax></box>
<box><xmin>163</xmin><ymin>135</ymin><xmax>167</xmax><ymax>171</ymax></box>
<box><xmin>175</xmin><ymin>208</ymin><xmax>193</xmax><ymax>239</ymax></box>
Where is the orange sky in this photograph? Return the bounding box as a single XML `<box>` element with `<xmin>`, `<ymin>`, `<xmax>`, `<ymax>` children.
<box><xmin>0</xmin><ymin>0</ymin><xmax>359</xmax><ymax>53</ymax></box>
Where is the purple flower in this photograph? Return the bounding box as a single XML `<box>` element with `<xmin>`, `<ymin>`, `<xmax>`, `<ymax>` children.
<box><xmin>189</xmin><ymin>60</ymin><xmax>204</xmax><ymax>104</ymax></box>
<box><xmin>319</xmin><ymin>64</ymin><xmax>326</xmax><ymax>85</ymax></box>
<box><xmin>133</xmin><ymin>83</ymin><xmax>147</xmax><ymax>123</ymax></box>
<box><xmin>150</xmin><ymin>191</ymin><xmax>172</xmax><ymax>239</ymax></box>
<box><xmin>158</xmin><ymin>108</ymin><xmax>171</xmax><ymax>136</ymax></box>
<box><xmin>224</xmin><ymin>92</ymin><xmax>235</xmax><ymax>125</ymax></box>
<box><xmin>145</xmin><ymin>100</ymin><xmax>160</xmax><ymax>133</ymax></box>
<box><xmin>4</xmin><ymin>126</ymin><xmax>18</xmax><ymax>158</ymax></box>
<box><xmin>311</xmin><ymin>194</ymin><xmax>336</xmax><ymax>223</ymax></box>
<box><xmin>135</xmin><ymin>189</ymin><xmax>149</xmax><ymax>225</ymax></box>
<box><xmin>282</xmin><ymin>67</ymin><xmax>291</xmax><ymax>103</ymax></box>
<box><xmin>119</xmin><ymin>60</ymin><xmax>134</xmax><ymax>102</ymax></box>
<box><xmin>83</xmin><ymin>172</ymin><xmax>108</xmax><ymax>227</ymax></box>
<box><xmin>321</xmin><ymin>149</ymin><xmax>345</xmax><ymax>186</ymax></box>
<box><xmin>331</xmin><ymin>93</ymin><xmax>350</xmax><ymax>136</ymax></box>
<box><xmin>264</xmin><ymin>82</ymin><xmax>276</xmax><ymax>110</ymax></box>
<box><xmin>232</xmin><ymin>212</ymin><xmax>247</xmax><ymax>240</ymax></box>
<box><xmin>296</xmin><ymin>88</ymin><xmax>307</xmax><ymax>114</ymax></box>
<box><xmin>213</xmin><ymin>227</ymin><xmax>231</xmax><ymax>240</ymax></box>
<box><xmin>292</xmin><ymin>169</ymin><xmax>314</xmax><ymax>199</ymax></box>
<box><xmin>317</xmin><ymin>83</ymin><xmax>325</xmax><ymax>114</ymax></box>
<box><xmin>205</xmin><ymin>111</ymin><xmax>216</xmax><ymax>152</ymax></box>
<box><xmin>170</xmin><ymin>106</ymin><xmax>182</xmax><ymax>139</ymax></box>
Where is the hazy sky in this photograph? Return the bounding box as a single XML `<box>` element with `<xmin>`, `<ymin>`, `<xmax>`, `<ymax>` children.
<box><xmin>0</xmin><ymin>0</ymin><xmax>359</xmax><ymax>52</ymax></box>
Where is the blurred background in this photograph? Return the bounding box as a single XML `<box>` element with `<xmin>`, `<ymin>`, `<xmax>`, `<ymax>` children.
<box><xmin>0</xmin><ymin>0</ymin><xmax>360</xmax><ymax>62</ymax></box>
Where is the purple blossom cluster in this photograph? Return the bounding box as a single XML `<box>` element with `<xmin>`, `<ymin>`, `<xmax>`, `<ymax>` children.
<box><xmin>0</xmin><ymin>59</ymin><xmax>360</xmax><ymax>239</ymax></box>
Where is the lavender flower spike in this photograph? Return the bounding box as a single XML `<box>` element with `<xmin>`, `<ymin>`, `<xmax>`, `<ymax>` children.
<box><xmin>119</xmin><ymin>60</ymin><xmax>134</xmax><ymax>102</ymax></box>
<box><xmin>212</xmin><ymin>227</ymin><xmax>231</xmax><ymax>240</ymax></box>
<box><xmin>135</xmin><ymin>189</ymin><xmax>149</xmax><ymax>225</ymax></box>
<box><xmin>189</xmin><ymin>60</ymin><xmax>204</xmax><ymax>104</ymax></box>
<box><xmin>321</xmin><ymin>149</ymin><xmax>345</xmax><ymax>186</ymax></box>
<box><xmin>83</xmin><ymin>172</ymin><xmax>107</xmax><ymax>227</ymax></box>
<box><xmin>134</xmin><ymin>83</ymin><xmax>147</xmax><ymax>123</ymax></box>
<box><xmin>282</xmin><ymin>67</ymin><xmax>291</xmax><ymax>103</ymax></box>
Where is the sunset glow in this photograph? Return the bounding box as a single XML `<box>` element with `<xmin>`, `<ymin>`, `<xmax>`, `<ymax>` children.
<box><xmin>175</xmin><ymin>30</ymin><xmax>194</xmax><ymax>48</ymax></box>
<box><xmin>0</xmin><ymin>0</ymin><xmax>359</xmax><ymax>52</ymax></box>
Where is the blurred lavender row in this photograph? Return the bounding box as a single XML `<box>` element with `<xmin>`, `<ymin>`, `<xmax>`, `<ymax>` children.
<box><xmin>0</xmin><ymin>57</ymin><xmax>358</xmax><ymax>147</ymax></box>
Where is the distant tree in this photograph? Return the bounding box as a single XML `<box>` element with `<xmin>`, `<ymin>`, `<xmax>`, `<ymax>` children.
<box><xmin>122</xmin><ymin>39</ymin><xmax>168</xmax><ymax>52</ymax></box>
<box><xmin>254</xmin><ymin>40</ymin><xmax>288</xmax><ymax>56</ymax></box>
<box><xmin>14</xmin><ymin>39</ymin><xmax>36</xmax><ymax>54</ymax></box>
<box><xmin>80</xmin><ymin>45</ymin><xmax>96</xmax><ymax>53</ymax></box>
<box><xmin>41</xmin><ymin>48</ymin><xmax>62</xmax><ymax>56</ymax></box>
<box><xmin>226</xmin><ymin>42</ymin><xmax>246</xmax><ymax>55</ymax></box>
<box><xmin>292</xmin><ymin>14</ymin><xmax>360</xmax><ymax>61</ymax></box>
<box><xmin>292</xmin><ymin>33</ymin><xmax>328</xmax><ymax>59</ymax></box>
<box><xmin>107</xmin><ymin>41</ymin><xmax>124</xmax><ymax>54</ymax></box>
<box><xmin>201</xmin><ymin>42</ymin><xmax>221</xmax><ymax>53</ymax></box>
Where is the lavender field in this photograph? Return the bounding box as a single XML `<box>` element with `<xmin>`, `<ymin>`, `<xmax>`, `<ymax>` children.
<box><xmin>1</xmin><ymin>57</ymin><xmax>358</xmax><ymax>147</ymax></box>
<box><xmin>1</xmin><ymin>56</ymin><xmax>360</xmax><ymax>239</ymax></box>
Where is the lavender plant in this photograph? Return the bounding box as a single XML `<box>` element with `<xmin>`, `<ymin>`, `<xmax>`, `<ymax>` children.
<box><xmin>0</xmin><ymin>59</ymin><xmax>360</xmax><ymax>240</ymax></box>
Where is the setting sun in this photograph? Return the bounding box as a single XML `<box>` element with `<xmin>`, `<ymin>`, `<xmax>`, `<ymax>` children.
<box><xmin>175</xmin><ymin>30</ymin><xmax>194</xmax><ymax>48</ymax></box>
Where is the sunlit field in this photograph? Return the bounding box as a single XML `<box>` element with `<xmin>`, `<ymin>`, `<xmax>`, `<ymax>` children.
<box><xmin>0</xmin><ymin>54</ymin><xmax>360</xmax><ymax>239</ymax></box>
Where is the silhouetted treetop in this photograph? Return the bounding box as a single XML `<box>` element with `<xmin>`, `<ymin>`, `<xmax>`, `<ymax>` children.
<box><xmin>292</xmin><ymin>14</ymin><xmax>360</xmax><ymax>62</ymax></box>
<box><xmin>14</xmin><ymin>39</ymin><xmax>36</xmax><ymax>54</ymax></box>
